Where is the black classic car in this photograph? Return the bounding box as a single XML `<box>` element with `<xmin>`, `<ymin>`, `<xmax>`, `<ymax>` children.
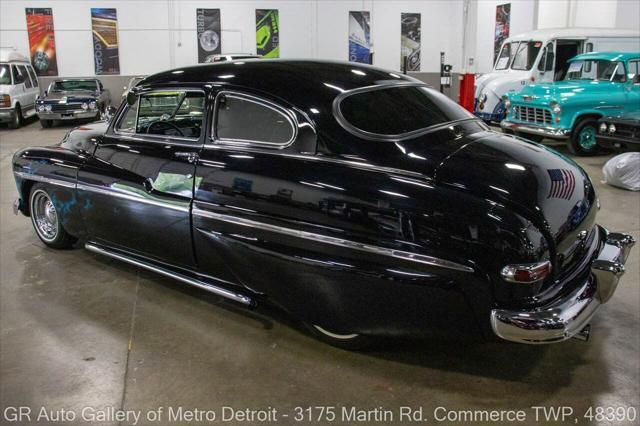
<box><xmin>597</xmin><ymin>112</ymin><xmax>640</xmax><ymax>151</ymax></box>
<box><xmin>37</xmin><ymin>79</ymin><xmax>111</xmax><ymax>128</ymax></box>
<box><xmin>12</xmin><ymin>60</ymin><xmax>635</xmax><ymax>348</ymax></box>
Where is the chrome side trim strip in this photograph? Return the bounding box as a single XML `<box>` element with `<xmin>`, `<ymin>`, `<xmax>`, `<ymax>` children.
<box><xmin>13</xmin><ymin>171</ymin><xmax>76</xmax><ymax>188</ymax></box>
<box><xmin>85</xmin><ymin>243</ymin><xmax>252</xmax><ymax>306</ymax></box>
<box><xmin>200</xmin><ymin>146</ymin><xmax>427</xmax><ymax>179</ymax></box>
<box><xmin>77</xmin><ymin>182</ymin><xmax>189</xmax><ymax>212</ymax></box>
<box><xmin>192</xmin><ymin>207</ymin><xmax>474</xmax><ymax>273</ymax></box>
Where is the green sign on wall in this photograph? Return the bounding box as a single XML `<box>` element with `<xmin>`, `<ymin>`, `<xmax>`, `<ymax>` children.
<box><xmin>256</xmin><ymin>9</ymin><xmax>279</xmax><ymax>58</ymax></box>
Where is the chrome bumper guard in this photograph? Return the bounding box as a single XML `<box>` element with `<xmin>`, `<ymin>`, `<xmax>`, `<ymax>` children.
<box><xmin>500</xmin><ymin>120</ymin><xmax>571</xmax><ymax>140</ymax></box>
<box><xmin>491</xmin><ymin>226</ymin><xmax>635</xmax><ymax>344</ymax></box>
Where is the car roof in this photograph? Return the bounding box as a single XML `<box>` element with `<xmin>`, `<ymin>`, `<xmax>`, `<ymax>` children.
<box><xmin>140</xmin><ymin>59</ymin><xmax>418</xmax><ymax>107</ymax></box>
<box><xmin>0</xmin><ymin>48</ymin><xmax>30</xmax><ymax>63</ymax></box>
<box><xmin>569</xmin><ymin>51</ymin><xmax>640</xmax><ymax>62</ymax></box>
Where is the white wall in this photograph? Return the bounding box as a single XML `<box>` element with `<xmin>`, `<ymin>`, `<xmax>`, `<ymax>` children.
<box><xmin>1</xmin><ymin>0</ymin><xmax>638</xmax><ymax>78</ymax></box>
<box><xmin>473</xmin><ymin>0</ymin><xmax>537</xmax><ymax>74</ymax></box>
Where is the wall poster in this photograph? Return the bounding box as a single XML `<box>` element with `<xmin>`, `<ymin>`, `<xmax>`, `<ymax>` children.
<box><xmin>256</xmin><ymin>9</ymin><xmax>279</xmax><ymax>58</ymax></box>
<box><xmin>348</xmin><ymin>11</ymin><xmax>370</xmax><ymax>64</ymax></box>
<box><xmin>25</xmin><ymin>8</ymin><xmax>58</xmax><ymax>76</ymax></box>
<box><xmin>400</xmin><ymin>13</ymin><xmax>421</xmax><ymax>71</ymax></box>
<box><xmin>91</xmin><ymin>8</ymin><xmax>120</xmax><ymax>75</ymax></box>
<box><xmin>196</xmin><ymin>9</ymin><xmax>221</xmax><ymax>63</ymax></box>
<box><xmin>493</xmin><ymin>3</ymin><xmax>511</xmax><ymax>63</ymax></box>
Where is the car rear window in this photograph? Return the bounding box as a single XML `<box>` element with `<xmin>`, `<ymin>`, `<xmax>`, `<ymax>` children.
<box><xmin>337</xmin><ymin>85</ymin><xmax>474</xmax><ymax>138</ymax></box>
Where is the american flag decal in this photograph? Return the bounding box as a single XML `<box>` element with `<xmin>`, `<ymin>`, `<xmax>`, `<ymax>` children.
<box><xmin>547</xmin><ymin>169</ymin><xmax>575</xmax><ymax>200</ymax></box>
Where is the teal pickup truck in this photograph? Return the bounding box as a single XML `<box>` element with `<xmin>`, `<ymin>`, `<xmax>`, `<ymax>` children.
<box><xmin>501</xmin><ymin>51</ymin><xmax>640</xmax><ymax>155</ymax></box>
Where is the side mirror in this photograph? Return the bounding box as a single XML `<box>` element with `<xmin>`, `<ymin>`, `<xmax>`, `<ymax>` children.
<box><xmin>104</xmin><ymin>105</ymin><xmax>118</xmax><ymax>122</ymax></box>
<box><xmin>43</xmin><ymin>90</ymin><xmax>48</xmax><ymax>97</ymax></box>
<box><xmin>126</xmin><ymin>91</ymin><xmax>137</xmax><ymax>106</ymax></box>
<box><xmin>545</xmin><ymin>52</ymin><xmax>554</xmax><ymax>72</ymax></box>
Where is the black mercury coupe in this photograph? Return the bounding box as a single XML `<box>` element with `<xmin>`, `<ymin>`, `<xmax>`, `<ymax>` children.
<box><xmin>12</xmin><ymin>60</ymin><xmax>635</xmax><ymax>348</ymax></box>
<box><xmin>36</xmin><ymin>79</ymin><xmax>111</xmax><ymax>128</ymax></box>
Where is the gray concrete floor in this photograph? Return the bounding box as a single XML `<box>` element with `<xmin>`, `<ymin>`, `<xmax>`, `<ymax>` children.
<box><xmin>1</xmin><ymin>119</ymin><xmax>638</xmax><ymax>426</ymax></box>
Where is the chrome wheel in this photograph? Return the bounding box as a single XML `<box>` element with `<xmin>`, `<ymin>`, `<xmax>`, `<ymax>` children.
<box><xmin>578</xmin><ymin>126</ymin><xmax>597</xmax><ymax>150</ymax></box>
<box><xmin>31</xmin><ymin>190</ymin><xmax>58</xmax><ymax>242</ymax></box>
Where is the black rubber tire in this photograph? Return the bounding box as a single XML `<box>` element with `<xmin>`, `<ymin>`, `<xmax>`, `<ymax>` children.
<box><xmin>29</xmin><ymin>184</ymin><xmax>77</xmax><ymax>249</ymax></box>
<box><xmin>40</xmin><ymin>119</ymin><xmax>53</xmax><ymax>128</ymax></box>
<box><xmin>305</xmin><ymin>322</ymin><xmax>373</xmax><ymax>351</ymax></box>
<box><xmin>515</xmin><ymin>132</ymin><xmax>544</xmax><ymax>143</ymax></box>
<box><xmin>8</xmin><ymin>105</ymin><xmax>22</xmax><ymax>129</ymax></box>
<box><xmin>569</xmin><ymin>117</ymin><xmax>601</xmax><ymax>156</ymax></box>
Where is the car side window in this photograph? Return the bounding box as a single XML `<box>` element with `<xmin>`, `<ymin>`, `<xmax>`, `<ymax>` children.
<box><xmin>116</xmin><ymin>90</ymin><xmax>205</xmax><ymax>139</ymax></box>
<box><xmin>628</xmin><ymin>61</ymin><xmax>639</xmax><ymax>84</ymax></box>
<box><xmin>214</xmin><ymin>93</ymin><xmax>295</xmax><ymax>146</ymax></box>
<box><xmin>26</xmin><ymin>65</ymin><xmax>38</xmax><ymax>87</ymax></box>
<box><xmin>18</xmin><ymin>65</ymin><xmax>33</xmax><ymax>89</ymax></box>
<box><xmin>12</xmin><ymin>65</ymin><xmax>26</xmax><ymax>85</ymax></box>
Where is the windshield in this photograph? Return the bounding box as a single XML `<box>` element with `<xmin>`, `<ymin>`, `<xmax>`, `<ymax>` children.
<box><xmin>0</xmin><ymin>65</ymin><xmax>11</xmax><ymax>84</ymax></box>
<box><xmin>511</xmin><ymin>41</ymin><xmax>542</xmax><ymax>70</ymax></box>
<box><xmin>338</xmin><ymin>85</ymin><xmax>475</xmax><ymax>138</ymax></box>
<box><xmin>495</xmin><ymin>42</ymin><xmax>514</xmax><ymax>70</ymax></box>
<box><xmin>565</xmin><ymin>60</ymin><xmax>627</xmax><ymax>82</ymax></box>
<box><xmin>49</xmin><ymin>80</ymin><xmax>98</xmax><ymax>92</ymax></box>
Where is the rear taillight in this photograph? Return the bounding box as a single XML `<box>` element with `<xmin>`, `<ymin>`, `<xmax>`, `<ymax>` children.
<box><xmin>0</xmin><ymin>94</ymin><xmax>10</xmax><ymax>108</ymax></box>
<box><xmin>501</xmin><ymin>260</ymin><xmax>551</xmax><ymax>284</ymax></box>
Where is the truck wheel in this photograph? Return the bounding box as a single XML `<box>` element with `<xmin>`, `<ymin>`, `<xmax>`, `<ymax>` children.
<box><xmin>569</xmin><ymin>118</ymin><xmax>600</xmax><ymax>156</ymax></box>
<box><xmin>8</xmin><ymin>105</ymin><xmax>22</xmax><ymax>129</ymax></box>
<box><xmin>305</xmin><ymin>323</ymin><xmax>372</xmax><ymax>351</ymax></box>
<box><xmin>29</xmin><ymin>184</ymin><xmax>77</xmax><ymax>249</ymax></box>
<box><xmin>40</xmin><ymin>119</ymin><xmax>53</xmax><ymax>128</ymax></box>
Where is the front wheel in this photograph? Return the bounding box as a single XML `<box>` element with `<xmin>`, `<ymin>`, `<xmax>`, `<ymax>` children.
<box><xmin>8</xmin><ymin>105</ymin><xmax>22</xmax><ymax>129</ymax></box>
<box><xmin>305</xmin><ymin>323</ymin><xmax>372</xmax><ymax>350</ymax></box>
<box><xmin>569</xmin><ymin>118</ymin><xmax>600</xmax><ymax>156</ymax></box>
<box><xmin>29</xmin><ymin>184</ymin><xmax>77</xmax><ymax>249</ymax></box>
<box><xmin>40</xmin><ymin>119</ymin><xmax>53</xmax><ymax>128</ymax></box>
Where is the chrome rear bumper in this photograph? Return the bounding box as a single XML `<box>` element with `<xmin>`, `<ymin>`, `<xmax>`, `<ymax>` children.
<box><xmin>491</xmin><ymin>226</ymin><xmax>635</xmax><ymax>344</ymax></box>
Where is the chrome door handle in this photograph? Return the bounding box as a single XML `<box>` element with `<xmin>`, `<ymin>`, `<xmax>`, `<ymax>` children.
<box><xmin>174</xmin><ymin>152</ymin><xmax>199</xmax><ymax>163</ymax></box>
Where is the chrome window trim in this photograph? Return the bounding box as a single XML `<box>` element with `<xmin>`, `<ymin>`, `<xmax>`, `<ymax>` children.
<box><xmin>211</xmin><ymin>90</ymin><xmax>298</xmax><ymax>149</ymax></box>
<box><xmin>332</xmin><ymin>82</ymin><xmax>479</xmax><ymax>142</ymax></box>
<box><xmin>112</xmin><ymin>88</ymin><xmax>206</xmax><ymax>144</ymax></box>
<box><xmin>14</xmin><ymin>171</ymin><xmax>76</xmax><ymax>189</ymax></box>
<box><xmin>192</xmin><ymin>207</ymin><xmax>473</xmax><ymax>273</ymax></box>
<box><xmin>77</xmin><ymin>182</ymin><xmax>189</xmax><ymax>212</ymax></box>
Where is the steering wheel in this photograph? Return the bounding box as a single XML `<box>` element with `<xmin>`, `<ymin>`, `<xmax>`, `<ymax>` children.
<box><xmin>146</xmin><ymin>121</ymin><xmax>185</xmax><ymax>137</ymax></box>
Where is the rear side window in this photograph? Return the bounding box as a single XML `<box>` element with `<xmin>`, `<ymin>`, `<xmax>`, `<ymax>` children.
<box><xmin>26</xmin><ymin>65</ymin><xmax>38</xmax><ymax>87</ymax></box>
<box><xmin>337</xmin><ymin>85</ymin><xmax>474</xmax><ymax>138</ymax></box>
<box><xmin>215</xmin><ymin>94</ymin><xmax>295</xmax><ymax>146</ymax></box>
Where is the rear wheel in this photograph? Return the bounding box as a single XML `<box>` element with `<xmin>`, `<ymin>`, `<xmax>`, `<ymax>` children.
<box><xmin>29</xmin><ymin>184</ymin><xmax>77</xmax><ymax>249</ymax></box>
<box><xmin>8</xmin><ymin>105</ymin><xmax>22</xmax><ymax>129</ymax></box>
<box><xmin>305</xmin><ymin>323</ymin><xmax>372</xmax><ymax>350</ymax></box>
<box><xmin>569</xmin><ymin>118</ymin><xmax>600</xmax><ymax>156</ymax></box>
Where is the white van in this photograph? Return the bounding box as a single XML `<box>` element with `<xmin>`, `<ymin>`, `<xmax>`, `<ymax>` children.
<box><xmin>474</xmin><ymin>28</ymin><xmax>640</xmax><ymax>123</ymax></box>
<box><xmin>0</xmin><ymin>48</ymin><xmax>40</xmax><ymax>129</ymax></box>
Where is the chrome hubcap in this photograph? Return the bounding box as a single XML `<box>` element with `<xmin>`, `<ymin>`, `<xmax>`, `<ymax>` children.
<box><xmin>32</xmin><ymin>191</ymin><xmax>58</xmax><ymax>241</ymax></box>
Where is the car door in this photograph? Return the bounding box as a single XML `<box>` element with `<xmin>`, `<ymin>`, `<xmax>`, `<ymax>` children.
<box><xmin>77</xmin><ymin>87</ymin><xmax>206</xmax><ymax>268</ymax></box>
<box><xmin>11</xmin><ymin>65</ymin><xmax>30</xmax><ymax>113</ymax></box>
<box><xmin>191</xmin><ymin>89</ymin><xmax>470</xmax><ymax>334</ymax></box>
